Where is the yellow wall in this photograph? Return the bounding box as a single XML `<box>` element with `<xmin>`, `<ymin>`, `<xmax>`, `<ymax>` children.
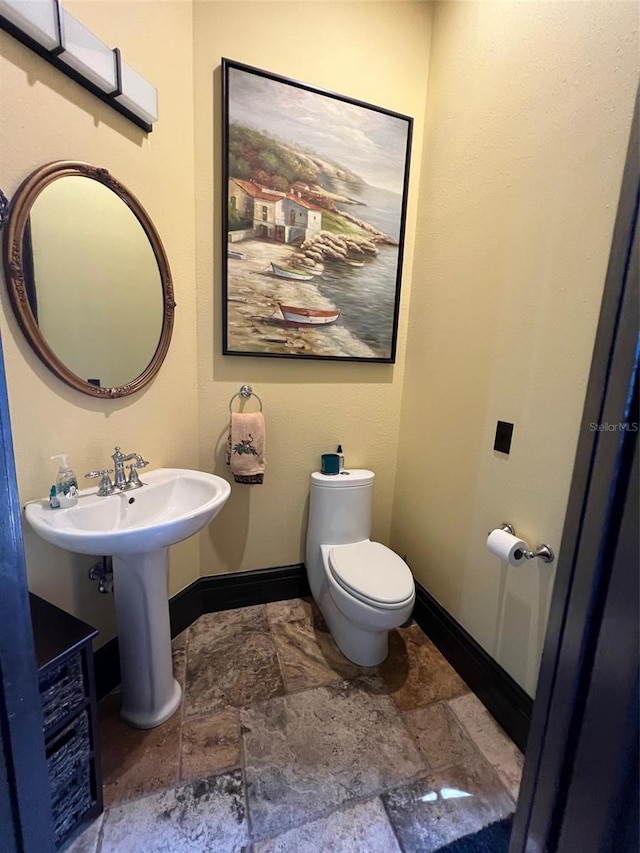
<box><xmin>0</xmin><ymin>1</ymin><xmax>198</xmax><ymax>644</ymax></box>
<box><xmin>391</xmin><ymin>0</ymin><xmax>639</xmax><ymax>694</ymax></box>
<box><xmin>192</xmin><ymin>1</ymin><xmax>431</xmax><ymax>576</ymax></box>
<box><xmin>0</xmin><ymin>0</ymin><xmax>432</xmax><ymax>647</ymax></box>
<box><xmin>1</xmin><ymin>0</ymin><xmax>637</xmax><ymax>697</ymax></box>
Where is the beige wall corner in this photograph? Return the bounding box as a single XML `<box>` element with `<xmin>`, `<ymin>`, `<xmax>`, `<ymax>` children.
<box><xmin>0</xmin><ymin>1</ymin><xmax>198</xmax><ymax>646</ymax></box>
<box><xmin>391</xmin><ymin>0</ymin><xmax>639</xmax><ymax>695</ymax></box>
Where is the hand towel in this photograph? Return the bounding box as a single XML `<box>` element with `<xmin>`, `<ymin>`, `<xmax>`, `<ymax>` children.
<box><xmin>227</xmin><ymin>412</ymin><xmax>266</xmax><ymax>484</ymax></box>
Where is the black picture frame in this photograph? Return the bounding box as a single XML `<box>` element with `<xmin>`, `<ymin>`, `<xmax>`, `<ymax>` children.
<box><xmin>221</xmin><ymin>59</ymin><xmax>413</xmax><ymax>363</ymax></box>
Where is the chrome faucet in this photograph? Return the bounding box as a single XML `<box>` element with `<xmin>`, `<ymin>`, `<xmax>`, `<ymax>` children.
<box><xmin>111</xmin><ymin>447</ymin><xmax>149</xmax><ymax>489</ymax></box>
<box><xmin>85</xmin><ymin>447</ymin><xmax>149</xmax><ymax>495</ymax></box>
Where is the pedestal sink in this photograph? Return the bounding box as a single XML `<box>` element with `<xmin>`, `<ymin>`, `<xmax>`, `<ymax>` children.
<box><xmin>25</xmin><ymin>468</ymin><xmax>231</xmax><ymax>729</ymax></box>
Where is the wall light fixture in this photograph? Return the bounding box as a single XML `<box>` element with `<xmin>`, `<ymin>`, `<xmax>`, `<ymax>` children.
<box><xmin>0</xmin><ymin>0</ymin><xmax>158</xmax><ymax>132</ymax></box>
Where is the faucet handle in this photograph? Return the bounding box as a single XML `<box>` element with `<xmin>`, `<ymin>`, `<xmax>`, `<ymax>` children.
<box><xmin>85</xmin><ymin>469</ymin><xmax>115</xmax><ymax>496</ymax></box>
<box><xmin>126</xmin><ymin>463</ymin><xmax>144</xmax><ymax>488</ymax></box>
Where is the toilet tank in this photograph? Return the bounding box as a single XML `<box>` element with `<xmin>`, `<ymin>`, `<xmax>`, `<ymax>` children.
<box><xmin>307</xmin><ymin>469</ymin><xmax>375</xmax><ymax>551</ymax></box>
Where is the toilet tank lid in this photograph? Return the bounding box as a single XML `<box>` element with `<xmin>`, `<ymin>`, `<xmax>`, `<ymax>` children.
<box><xmin>311</xmin><ymin>469</ymin><xmax>374</xmax><ymax>487</ymax></box>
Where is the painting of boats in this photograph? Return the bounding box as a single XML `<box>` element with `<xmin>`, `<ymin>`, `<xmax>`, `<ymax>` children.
<box><xmin>271</xmin><ymin>262</ymin><xmax>315</xmax><ymax>281</ymax></box>
<box><xmin>279</xmin><ymin>303</ymin><xmax>340</xmax><ymax>327</ymax></box>
<box><xmin>222</xmin><ymin>59</ymin><xmax>412</xmax><ymax>362</ymax></box>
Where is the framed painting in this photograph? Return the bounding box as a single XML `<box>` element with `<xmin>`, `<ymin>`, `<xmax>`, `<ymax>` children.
<box><xmin>221</xmin><ymin>59</ymin><xmax>413</xmax><ymax>363</ymax></box>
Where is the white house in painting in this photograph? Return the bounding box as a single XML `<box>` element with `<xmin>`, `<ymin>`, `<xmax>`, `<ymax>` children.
<box><xmin>228</xmin><ymin>179</ymin><xmax>322</xmax><ymax>244</ymax></box>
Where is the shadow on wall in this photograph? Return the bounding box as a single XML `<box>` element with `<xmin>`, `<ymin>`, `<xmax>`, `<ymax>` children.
<box><xmin>199</xmin><ymin>425</ymin><xmax>250</xmax><ymax>571</ymax></box>
<box><xmin>497</xmin><ymin>592</ymin><xmax>530</xmax><ymax>684</ymax></box>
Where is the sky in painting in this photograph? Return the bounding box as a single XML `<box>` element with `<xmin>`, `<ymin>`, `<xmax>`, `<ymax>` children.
<box><xmin>228</xmin><ymin>67</ymin><xmax>411</xmax><ymax>195</ymax></box>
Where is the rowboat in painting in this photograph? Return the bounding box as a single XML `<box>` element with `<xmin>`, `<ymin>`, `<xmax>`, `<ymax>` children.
<box><xmin>271</xmin><ymin>262</ymin><xmax>315</xmax><ymax>281</ymax></box>
<box><xmin>328</xmin><ymin>256</ymin><xmax>364</xmax><ymax>269</ymax></box>
<box><xmin>278</xmin><ymin>303</ymin><xmax>340</xmax><ymax>327</ymax></box>
<box><xmin>228</xmin><ymin>249</ymin><xmax>247</xmax><ymax>259</ymax></box>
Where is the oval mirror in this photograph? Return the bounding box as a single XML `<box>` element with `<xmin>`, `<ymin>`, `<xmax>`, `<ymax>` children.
<box><xmin>2</xmin><ymin>161</ymin><xmax>175</xmax><ymax>397</ymax></box>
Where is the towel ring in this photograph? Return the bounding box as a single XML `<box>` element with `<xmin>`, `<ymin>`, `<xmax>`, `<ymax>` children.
<box><xmin>229</xmin><ymin>384</ymin><xmax>263</xmax><ymax>412</ymax></box>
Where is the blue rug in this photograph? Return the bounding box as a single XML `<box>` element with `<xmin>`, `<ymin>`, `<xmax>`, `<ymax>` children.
<box><xmin>437</xmin><ymin>816</ymin><xmax>513</xmax><ymax>852</ymax></box>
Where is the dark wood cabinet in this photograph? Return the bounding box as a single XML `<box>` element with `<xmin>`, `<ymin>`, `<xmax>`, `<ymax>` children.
<box><xmin>29</xmin><ymin>594</ymin><xmax>103</xmax><ymax>848</ymax></box>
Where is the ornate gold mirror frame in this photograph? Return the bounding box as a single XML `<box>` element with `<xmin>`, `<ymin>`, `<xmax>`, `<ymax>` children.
<box><xmin>2</xmin><ymin>161</ymin><xmax>175</xmax><ymax>398</ymax></box>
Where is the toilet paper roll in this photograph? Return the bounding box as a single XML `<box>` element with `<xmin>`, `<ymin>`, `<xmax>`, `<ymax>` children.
<box><xmin>486</xmin><ymin>528</ymin><xmax>528</xmax><ymax>566</ymax></box>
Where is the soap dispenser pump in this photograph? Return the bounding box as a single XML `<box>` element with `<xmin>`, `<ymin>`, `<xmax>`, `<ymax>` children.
<box><xmin>51</xmin><ymin>454</ymin><xmax>78</xmax><ymax>497</ymax></box>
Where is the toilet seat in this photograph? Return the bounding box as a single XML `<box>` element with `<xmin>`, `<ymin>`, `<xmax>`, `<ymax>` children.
<box><xmin>328</xmin><ymin>541</ymin><xmax>414</xmax><ymax>610</ymax></box>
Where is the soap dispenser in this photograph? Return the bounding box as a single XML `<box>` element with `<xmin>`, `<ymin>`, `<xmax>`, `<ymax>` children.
<box><xmin>51</xmin><ymin>454</ymin><xmax>78</xmax><ymax>502</ymax></box>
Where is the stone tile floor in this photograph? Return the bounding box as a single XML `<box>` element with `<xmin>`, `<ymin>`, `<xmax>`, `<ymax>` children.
<box><xmin>65</xmin><ymin>598</ymin><xmax>523</xmax><ymax>852</ymax></box>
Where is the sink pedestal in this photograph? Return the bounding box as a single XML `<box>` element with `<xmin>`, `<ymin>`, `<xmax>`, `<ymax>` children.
<box><xmin>24</xmin><ymin>469</ymin><xmax>232</xmax><ymax>729</ymax></box>
<box><xmin>112</xmin><ymin>547</ymin><xmax>181</xmax><ymax>729</ymax></box>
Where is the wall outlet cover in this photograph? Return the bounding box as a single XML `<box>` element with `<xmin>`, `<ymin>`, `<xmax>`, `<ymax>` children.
<box><xmin>494</xmin><ymin>421</ymin><xmax>514</xmax><ymax>454</ymax></box>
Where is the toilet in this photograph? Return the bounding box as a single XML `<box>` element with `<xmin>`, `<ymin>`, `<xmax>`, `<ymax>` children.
<box><xmin>305</xmin><ymin>469</ymin><xmax>415</xmax><ymax>666</ymax></box>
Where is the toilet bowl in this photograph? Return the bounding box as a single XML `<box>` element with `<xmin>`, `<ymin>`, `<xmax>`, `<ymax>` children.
<box><xmin>306</xmin><ymin>470</ymin><xmax>415</xmax><ymax>666</ymax></box>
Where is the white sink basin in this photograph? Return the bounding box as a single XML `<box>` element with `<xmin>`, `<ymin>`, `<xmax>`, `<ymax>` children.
<box><xmin>25</xmin><ymin>467</ymin><xmax>231</xmax><ymax>555</ymax></box>
<box><xmin>24</xmin><ymin>467</ymin><xmax>231</xmax><ymax>730</ymax></box>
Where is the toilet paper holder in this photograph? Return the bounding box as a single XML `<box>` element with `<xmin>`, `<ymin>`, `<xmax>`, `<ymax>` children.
<box><xmin>496</xmin><ymin>523</ymin><xmax>555</xmax><ymax>563</ymax></box>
